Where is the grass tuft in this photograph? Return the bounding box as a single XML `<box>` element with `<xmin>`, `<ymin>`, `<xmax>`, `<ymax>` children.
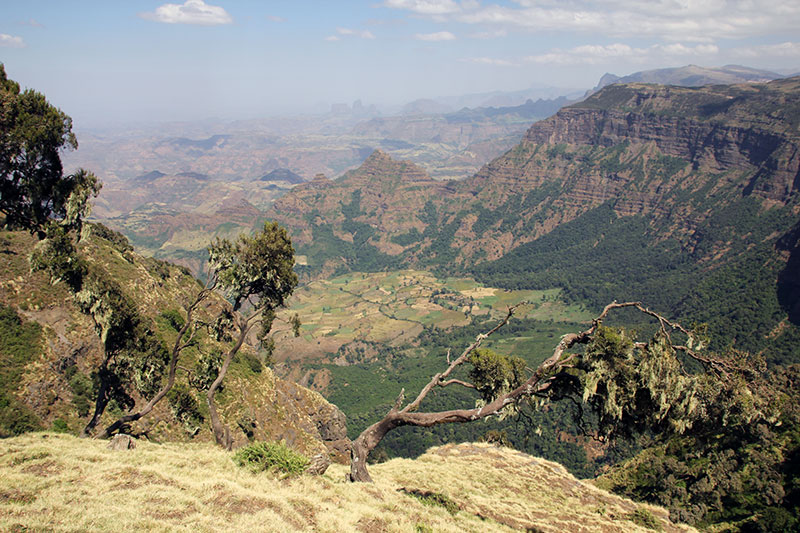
<box><xmin>232</xmin><ymin>440</ymin><xmax>309</xmax><ymax>477</ymax></box>
<box><xmin>402</xmin><ymin>488</ymin><xmax>460</xmax><ymax>515</ymax></box>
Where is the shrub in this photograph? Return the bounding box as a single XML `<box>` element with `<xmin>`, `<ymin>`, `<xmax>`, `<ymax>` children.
<box><xmin>401</xmin><ymin>489</ymin><xmax>460</xmax><ymax>515</ymax></box>
<box><xmin>159</xmin><ymin>309</ymin><xmax>185</xmax><ymax>332</ymax></box>
<box><xmin>232</xmin><ymin>441</ymin><xmax>309</xmax><ymax>477</ymax></box>
<box><xmin>167</xmin><ymin>383</ymin><xmax>204</xmax><ymax>434</ymax></box>
<box><xmin>626</xmin><ymin>507</ymin><xmax>662</xmax><ymax>531</ymax></box>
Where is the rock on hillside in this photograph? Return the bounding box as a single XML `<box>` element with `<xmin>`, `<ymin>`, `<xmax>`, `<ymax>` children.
<box><xmin>0</xmin><ymin>226</ymin><xmax>348</xmax><ymax>460</ymax></box>
<box><xmin>0</xmin><ymin>434</ymin><xmax>695</xmax><ymax>532</ymax></box>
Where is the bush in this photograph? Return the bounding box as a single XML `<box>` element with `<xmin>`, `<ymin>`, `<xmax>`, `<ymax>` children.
<box><xmin>232</xmin><ymin>441</ymin><xmax>309</xmax><ymax>477</ymax></box>
<box><xmin>626</xmin><ymin>508</ymin><xmax>662</xmax><ymax>531</ymax></box>
<box><xmin>401</xmin><ymin>489</ymin><xmax>460</xmax><ymax>515</ymax></box>
<box><xmin>167</xmin><ymin>383</ymin><xmax>204</xmax><ymax>434</ymax></box>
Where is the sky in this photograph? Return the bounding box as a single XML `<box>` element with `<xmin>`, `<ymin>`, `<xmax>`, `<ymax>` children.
<box><xmin>1</xmin><ymin>0</ymin><xmax>799</xmax><ymax>128</ymax></box>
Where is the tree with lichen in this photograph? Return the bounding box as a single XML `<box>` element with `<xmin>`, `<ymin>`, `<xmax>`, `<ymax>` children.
<box><xmin>201</xmin><ymin>221</ymin><xmax>299</xmax><ymax>449</ymax></box>
<box><xmin>349</xmin><ymin>301</ymin><xmax>763</xmax><ymax>482</ymax></box>
<box><xmin>86</xmin><ymin>221</ymin><xmax>298</xmax><ymax>446</ymax></box>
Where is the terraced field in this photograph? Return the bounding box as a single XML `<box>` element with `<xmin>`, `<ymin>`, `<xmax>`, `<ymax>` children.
<box><xmin>272</xmin><ymin>269</ymin><xmax>592</xmax><ymax>370</ymax></box>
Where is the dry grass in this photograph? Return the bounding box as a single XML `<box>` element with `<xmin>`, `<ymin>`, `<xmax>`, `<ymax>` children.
<box><xmin>0</xmin><ymin>434</ymin><xmax>694</xmax><ymax>532</ymax></box>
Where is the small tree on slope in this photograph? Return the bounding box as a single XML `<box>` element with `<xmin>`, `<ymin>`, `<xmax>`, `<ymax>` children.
<box><xmin>349</xmin><ymin>301</ymin><xmax>764</xmax><ymax>482</ymax></box>
<box><xmin>92</xmin><ymin>221</ymin><xmax>298</xmax><ymax>447</ymax></box>
<box><xmin>199</xmin><ymin>222</ymin><xmax>298</xmax><ymax>448</ymax></box>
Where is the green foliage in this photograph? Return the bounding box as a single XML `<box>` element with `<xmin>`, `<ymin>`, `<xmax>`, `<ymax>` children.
<box><xmin>298</xmin><ymin>204</ymin><xmax>401</xmax><ymax>274</ymax></box>
<box><xmin>598</xmin><ymin>365</ymin><xmax>800</xmax><ymax>530</ymax></box>
<box><xmin>143</xmin><ymin>257</ymin><xmax>171</xmax><ymax>281</ymax></box>
<box><xmin>208</xmin><ymin>221</ymin><xmax>298</xmax><ymax>313</ymax></box>
<box><xmin>191</xmin><ymin>349</ymin><xmax>223</xmax><ymax>391</ymax></box>
<box><xmin>468</xmin><ymin>348</ymin><xmax>527</xmax><ymax>404</ymax></box>
<box><xmin>324</xmin><ymin>317</ymin><xmax>599</xmax><ymax>477</ymax></box>
<box><xmin>159</xmin><ymin>309</ymin><xmax>185</xmax><ymax>332</ymax></box>
<box><xmin>51</xmin><ymin>418</ymin><xmax>70</xmax><ymax>433</ymax></box>
<box><xmin>0</xmin><ymin>397</ymin><xmax>41</xmax><ymax>437</ymax></box>
<box><xmin>85</xmin><ymin>223</ymin><xmax>133</xmax><ymax>255</ymax></box>
<box><xmin>472</xmin><ymin>198</ymin><xmax>800</xmax><ymax>366</ymax></box>
<box><xmin>236</xmin><ymin>350</ymin><xmax>263</xmax><ymax>374</ymax></box>
<box><xmin>73</xmin><ymin>264</ymin><xmax>170</xmax><ymax>402</ymax></box>
<box><xmin>232</xmin><ymin>441</ymin><xmax>309</xmax><ymax>477</ymax></box>
<box><xmin>626</xmin><ymin>508</ymin><xmax>662</xmax><ymax>531</ymax></box>
<box><xmin>166</xmin><ymin>383</ymin><xmax>204</xmax><ymax>434</ymax></box>
<box><xmin>0</xmin><ymin>303</ymin><xmax>44</xmax><ymax>436</ymax></box>
<box><xmin>29</xmin><ymin>223</ymin><xmax>87</xmax><ymax>291</ymax></box>
<box><xmin>402</xmin><ymin>489</ymin><xmax>460</xmax><ymax>515</ymax></box>
<box><xmin>65</xmin><ymin>365</ymin><xmax>93</xmax><ymax>417</ymax></box>
<box><xmin>0</xmin><ymin>64</ymin><xmax>100</xmax><ymax>234</ymax></box>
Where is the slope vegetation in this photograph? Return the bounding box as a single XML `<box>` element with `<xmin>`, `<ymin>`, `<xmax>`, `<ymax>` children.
<box><xmin>0</xmin><ymin>226</ymin><xmax>347</xmax><ymax>457</ymax></box>
<box><xmin>0</xmin><ymin>433</ymin><xmax>693</xmax><ymax>533</ymax></box>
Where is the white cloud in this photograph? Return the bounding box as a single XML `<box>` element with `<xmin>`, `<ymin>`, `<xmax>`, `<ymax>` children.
<box><xmin>383</xmin><ymin>0</ymin><xmax>462</xmax><ymax>15</ymax></box>
<box><xmin>469</xmin><ymin>29</ymin><xmax>508</xmax><ymax>39</ymax></box>
<box><xmin>525</xmin><ymin>42</ymin><xmax>719</xmax><ymax>65</ymax></box>
<box><xmin>140</xmin><ymin>0</ymin><xmax>232</xmax><ymax>26</ymax></box>
<box><xmin>460</xmin><ymin>56</ymin><xmax>516</xmax><ymax>66</ymax></box>
<box><xmin>733</xmin><ymin>41</ymin><xmax>800</xmax><ymax>58</ymax></box>
<box><xmin>0</xmin><ymin>34</ymin><xmax>25</xmax><ymax>48</ymax></box>
<box><xmin>386</xmin><ymin>0</ymin><xmax>800</xmax><ymax>42</ymax></box>
<box><xmin>336</xmin><ymin>27</ymin><xmax>376</xmax><ymax>39</ymax></box>
<box><xmin>325</xmin><ymin>35</ymin><xmax>341</xmax><ymax>41</ymax></box>
<box><xmin>266</xmin><ymin>15</ymin><xmax>286</xmax><ymax>23</ymax></box>
<box><xmin>414</xmin><ymin>31</ymin><xmax>456</xmax><ymax>41</ymax></box>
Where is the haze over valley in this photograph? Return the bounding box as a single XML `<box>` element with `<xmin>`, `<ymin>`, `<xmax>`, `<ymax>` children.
<box><xmin>2</xmin><ymin>1</ymin><xmax>800</xmax><ymax>531</ymax></box>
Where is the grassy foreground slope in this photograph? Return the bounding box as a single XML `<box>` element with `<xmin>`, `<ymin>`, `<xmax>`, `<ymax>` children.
<box><xmin>0</xmin><ymin>432</ymin><xmax>693</xmax><ymax>533</ymax></box>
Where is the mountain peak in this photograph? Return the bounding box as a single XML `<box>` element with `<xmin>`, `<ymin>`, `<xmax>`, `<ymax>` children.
<box><xmin>345</xmin><ymin>150</ymin><xmax>432</xmax><ymax>186</ymax></box>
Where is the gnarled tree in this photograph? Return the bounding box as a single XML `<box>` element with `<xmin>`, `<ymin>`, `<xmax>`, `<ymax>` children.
<box><xmin>203</xmin><ymin>221</ymin><xmax>298</xmax><ymax>449</ymax></box>
<box><xmin>87</xmin><ymin>221</ymin><xmax>298</xmax><ymax>446</ymax></box>
<box><xmin>349</xmin><ymin>301</ymin><xmax>761</xmax><ymax>482</ymax></box>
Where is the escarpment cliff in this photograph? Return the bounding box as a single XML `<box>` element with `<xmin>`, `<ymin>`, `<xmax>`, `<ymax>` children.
<box><xmin>276</xmin><ymin>78</ymin><xmax>800</xmax><ymax>270</ymax></box>
<box><xmin>270</xmin><ymin>77</ymin><xmax>800</xmax><ymax>360</ymax></box>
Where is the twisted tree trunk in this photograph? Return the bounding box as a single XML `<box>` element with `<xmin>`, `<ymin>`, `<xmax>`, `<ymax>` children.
<box><xmin>207</xmin><ymin>313</ymin><xmax>255</xmax><ymax>449</ymax></box>
<box><xmin>348</xmin><ymin>301</ymin><xmax>714</xmax><ymax>482</ymax></box>
<box><xmin>95</xmin><ymin>290</ymin><xmax>209</xmax><ymax>439</ymax></box>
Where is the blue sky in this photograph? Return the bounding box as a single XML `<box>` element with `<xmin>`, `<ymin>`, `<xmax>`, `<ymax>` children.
<box><xmin>1</xmin><ymin>1</ymin><xmax>799</xmax><ymax>127</ymax></box>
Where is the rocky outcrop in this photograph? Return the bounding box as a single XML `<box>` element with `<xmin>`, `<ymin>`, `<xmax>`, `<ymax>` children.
<box><xmin>225</xmin><ymin>369</ymin><xmax>351</xmax><ymax>462</ymax></box>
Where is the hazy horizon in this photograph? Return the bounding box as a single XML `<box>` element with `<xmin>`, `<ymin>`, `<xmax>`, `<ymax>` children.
<box><xmin>2</xmin><ymin>1</ymin><xmax>799</xmax><ymax>129</ymax></box>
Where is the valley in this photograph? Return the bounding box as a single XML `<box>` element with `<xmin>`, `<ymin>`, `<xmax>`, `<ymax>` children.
<box><xmin>3</xmin><ymin>58</ymin><xmax>800</xmax><ymax>532</ymax></box>
<box><xmin>271</xmin><ymin>269</ymin><xmax>591</xmax><ymax>374</ymax></box>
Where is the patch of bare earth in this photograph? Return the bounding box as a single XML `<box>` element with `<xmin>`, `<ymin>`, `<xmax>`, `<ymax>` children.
<box><xmin>356</xmin><ymin>516</ymin><xmax>388</xmax><ymax>533</ymax></box>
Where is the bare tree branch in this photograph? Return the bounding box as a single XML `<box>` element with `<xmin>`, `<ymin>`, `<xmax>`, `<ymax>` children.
<box><xmin>349</xmin><ymin>301</ymin><xmax>734</xmax><ymax>482</ymax></box>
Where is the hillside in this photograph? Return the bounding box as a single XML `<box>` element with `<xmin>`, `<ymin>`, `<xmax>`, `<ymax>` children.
<box><xmin>0</xmin><ymin>433</ymin><xmax>694</xmax><ymax>533</ymax></box>
<box><xmin>593</xmin><ymin>64</ymin><xmax>783</xmax><ymax>91</ymax></box>
<box><xmin>269</xmin><ymin>77</ymin><xmax>800</xmax><ymax>363</ymax></box>
<box><xmin>0</xmin><ymin>226</ymin><xmax>347</xmax><ymax>459</ymax></box>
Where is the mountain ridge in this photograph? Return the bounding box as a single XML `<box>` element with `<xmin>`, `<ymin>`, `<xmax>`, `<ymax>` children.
<box><xmin>269</xmin><ymin>77</ymin><xmax>800</xmax><ymax>360</ymax></box>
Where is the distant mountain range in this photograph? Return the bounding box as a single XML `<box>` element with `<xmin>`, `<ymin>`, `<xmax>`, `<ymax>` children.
<box><xmin>270</xmin><ymin>76</ymin><xmax>800</xmax><ymax>364</ymax></box>
<box><xmin>592</xmin><ymin>64</ymin><xmax>784</xmax><ymax>92</ymax></box>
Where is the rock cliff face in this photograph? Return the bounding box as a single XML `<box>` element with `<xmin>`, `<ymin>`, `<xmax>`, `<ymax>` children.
<box><xmin>272</xmin><ymin>77</ymin><xmax>800</xmax><ymax>269</ymax></box>
<box><xmin>462</xmin><ymin>79</ymin><xmax>800</xmax><ymax>249</ymax></box>
<box><xmin>270</xmin><ymin>77</ymin><xmax>800</xmax><ymax>359</ymax></box>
